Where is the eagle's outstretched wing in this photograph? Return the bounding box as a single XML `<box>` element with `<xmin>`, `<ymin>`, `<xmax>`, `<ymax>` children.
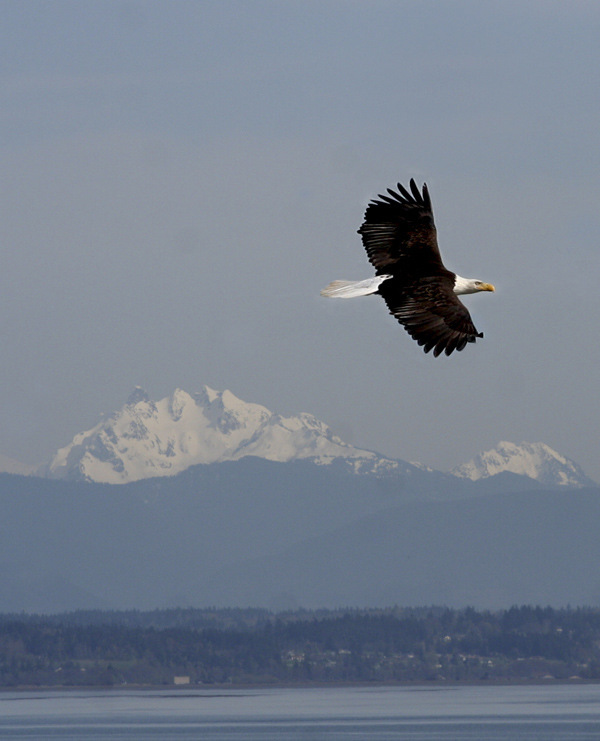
<box><xmin>358</xmin><ymin>179</ymin><xmax>445</xmax><ymax>276</ymax></box>
<box><xmin>378</xmin><ymin>276</ymin><xmax>483</xmax><ymax>357</ymax></box>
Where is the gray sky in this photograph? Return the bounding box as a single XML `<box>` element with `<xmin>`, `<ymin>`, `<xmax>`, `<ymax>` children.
<box><xmin>1</xmin><ymin>0</ymin><xmax>599</xmax><ymax>480</ymax></box>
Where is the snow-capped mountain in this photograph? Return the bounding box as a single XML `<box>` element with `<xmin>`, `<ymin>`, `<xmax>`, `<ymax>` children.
<box><xmin>451</xmin><ymin>441</ymin><xmax>595</xmax><ymax>488</ymax></box>
<box><xmin>41</xmin><ymin>386</ymin><xmax>401</xmax><ymax>484</ymax></box>
<box><xmin>38</xmin><ymin>385</ymin><xmax>596</xmax><ymax>488</ymax></box>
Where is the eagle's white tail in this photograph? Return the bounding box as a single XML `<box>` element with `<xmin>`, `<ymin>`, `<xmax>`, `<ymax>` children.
<box><xmin>320</xmin><ymin>275</ymin><xmax>392</xmax><ymax>299</ymax></box>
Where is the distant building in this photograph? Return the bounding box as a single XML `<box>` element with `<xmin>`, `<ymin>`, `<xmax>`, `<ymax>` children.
<box><xmin>173</xmin><ymin>676</ymin><xmax>190</xmax><ymax>685</ymax></box>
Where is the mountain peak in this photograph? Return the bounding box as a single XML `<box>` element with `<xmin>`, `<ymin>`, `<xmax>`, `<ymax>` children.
<box><xmin>126</xmin><ymin>386</ymin><xmax>151</xmax><ymax>405</ymax></box>
<box><xmin>41</xmin><ymin>385</ymin><xmax>400</xmax><ymax>484</ymax></box>
<box><xmin>451</xmin><ymin>441</ymin><xmax>595</xmax><ymax>487</ymax></box>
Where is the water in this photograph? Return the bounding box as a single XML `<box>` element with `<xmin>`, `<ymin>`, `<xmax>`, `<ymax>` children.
<box><xmin>1</xmin><ymin>684</ymin><xmax>600</xmax><ymax>739</ymax></box>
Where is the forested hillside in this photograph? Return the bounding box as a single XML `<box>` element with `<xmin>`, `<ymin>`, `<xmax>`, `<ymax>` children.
<box><xmin>2</xmin><ymin>606</ymin><xmax>600</xmax><ymax>686</ymax></box>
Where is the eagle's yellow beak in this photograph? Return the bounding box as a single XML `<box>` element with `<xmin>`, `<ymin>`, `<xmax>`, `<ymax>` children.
<box><xmin>479</xmin><ymin>283</ymin><xmax>495</xmax><ymax>292</ymax></box>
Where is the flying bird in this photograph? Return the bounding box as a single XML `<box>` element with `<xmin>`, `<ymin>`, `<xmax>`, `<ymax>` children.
<box><xmin>321</xmin><ymin>179</ymin><xmax>495</xmax><ymax>356</ymax></box>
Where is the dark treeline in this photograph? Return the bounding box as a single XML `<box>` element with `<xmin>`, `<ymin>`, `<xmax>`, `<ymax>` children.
<box><xmin>2</xmin><ymin>605</ymin><xmax>600</xmax><ymax>687</ymax></box>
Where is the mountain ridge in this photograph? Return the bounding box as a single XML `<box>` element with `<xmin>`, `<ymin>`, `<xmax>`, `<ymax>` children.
<box><xmin>0</xmin><ymin>465</ymin><xmax>598</xmax><ymax>612</ymax></box>
<box><xmin>35</xmin><ymin>386</ymin><xmax>595</xmax><ymax>487</ymax></box>
<box><xmin>38</xmin><ymin>386</ymin><xmax>411</xmax><ymax>483</ymax></box>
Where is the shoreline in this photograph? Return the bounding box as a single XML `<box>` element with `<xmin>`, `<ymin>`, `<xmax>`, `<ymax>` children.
<box><xmin>1</xmin><ymin>677</ymin><xmax>597</xmax><ymax>693</ymax></box>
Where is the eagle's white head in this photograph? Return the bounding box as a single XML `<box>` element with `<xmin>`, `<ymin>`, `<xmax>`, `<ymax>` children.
<box><xmin>453</xmin><ymin>276</ymin><xmax>495</xmax><ymax>296</ymax></box>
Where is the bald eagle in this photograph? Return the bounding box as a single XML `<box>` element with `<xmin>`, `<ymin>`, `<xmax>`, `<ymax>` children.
<box><xmin>321</xmin><ymin>179</ymin><xmax>495</xmax><ymax>357</ymax></box>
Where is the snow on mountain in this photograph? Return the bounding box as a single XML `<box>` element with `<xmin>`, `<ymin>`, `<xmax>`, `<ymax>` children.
<box><xmin>451</xmin><ymin>441</ymin><xmax>595</xmax><ymax>488</ymax></box>
<box><xmin>38</xmin><ymin>385</ymin><xmax>596</xmax><ymax>488</ymax></box>
<box><xmin>41</xmin><ymin>386</ymin><xmax>401</xmax><ymax>484</ymax></box>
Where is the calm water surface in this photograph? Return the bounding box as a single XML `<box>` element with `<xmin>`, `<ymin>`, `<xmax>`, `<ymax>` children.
<box><xmin>1</xmin><ymin>684</ymin><xmax>600</xmax><ymax>739</ymax></box>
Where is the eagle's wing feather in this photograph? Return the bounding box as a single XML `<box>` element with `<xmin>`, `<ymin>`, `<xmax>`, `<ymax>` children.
<box><xmin>379</xmin><ymin>277</ymin><xmax>483</xmax><ymax>357</ymax></box>
<box><xmin>358</xmin><ymin>179</ymin><xmax>444</xmax><ymax>275</ymax></box>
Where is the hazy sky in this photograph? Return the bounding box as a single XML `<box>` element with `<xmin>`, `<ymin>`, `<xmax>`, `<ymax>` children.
<box><xmin>1</xmin><ymin>1</ymin><xmax>599</xmax><ymax>480</ymax></box>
